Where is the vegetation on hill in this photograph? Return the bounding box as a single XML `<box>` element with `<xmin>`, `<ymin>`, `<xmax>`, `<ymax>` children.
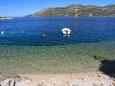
<box><xmin>27</xmin><ymin>4</ymin><xmax>115</xmax><ymax>17</ymax></box>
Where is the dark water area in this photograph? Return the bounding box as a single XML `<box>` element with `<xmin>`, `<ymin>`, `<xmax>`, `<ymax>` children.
<box><xmin>0</xmin><ymin>17</ymin><xmax>115</xmax><ymax>46</ymax></box>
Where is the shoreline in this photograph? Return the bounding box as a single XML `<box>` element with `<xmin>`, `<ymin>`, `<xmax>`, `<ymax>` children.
<box><xmin>0</xmin><ymin>70</ymin><xmax>115</xmax><ymax>86</ymax></box>
<box><xmin>2</xmin><ymin>71</ymin><xmax>114</xmax><ymax>86</ymax></box>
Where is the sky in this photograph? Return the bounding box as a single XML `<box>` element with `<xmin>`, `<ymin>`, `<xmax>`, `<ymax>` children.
<box><xmin>0</xmin><ymin>0</ymin><xmax>115</xmax><ymax>17</ymax></box>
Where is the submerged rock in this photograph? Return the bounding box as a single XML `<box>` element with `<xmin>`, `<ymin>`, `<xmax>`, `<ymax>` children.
<box><xmin>93</xmin><ymin>55</ymin><xmax>105</xmax><ymax>60</ymax></box>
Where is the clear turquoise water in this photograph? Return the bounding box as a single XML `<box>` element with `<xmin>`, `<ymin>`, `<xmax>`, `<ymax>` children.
<box><xmin>0</xmin><ymin>17</ymin><xmax>115</xmax><ymax>74</ymax></box>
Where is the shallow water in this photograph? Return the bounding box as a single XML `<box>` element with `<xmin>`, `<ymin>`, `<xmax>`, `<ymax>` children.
<box><xmin>0</xmin><ymin>17</ymin><xmax>115</xmax><ymax>74</ymax></box>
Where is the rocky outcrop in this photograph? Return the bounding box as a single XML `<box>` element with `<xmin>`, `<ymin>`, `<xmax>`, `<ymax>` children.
<box><xmin>0</xmin><ymin>75</ymin><xmax>31</xmax><ymax>86</ymax></box>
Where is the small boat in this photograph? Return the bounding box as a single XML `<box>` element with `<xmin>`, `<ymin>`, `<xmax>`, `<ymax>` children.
<box><xmin>1</xmin><ymin>31</ymin><xmax>4</xmax><ymax>35</ymax></box>
<box><xmin>61</xmin><ymin>28</ymin><xmax>71</xmax><ymax>35</ymax></box>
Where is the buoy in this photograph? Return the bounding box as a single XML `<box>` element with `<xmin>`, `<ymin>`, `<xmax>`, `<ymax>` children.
<box><xmin>42</xmin><ymin>33</ymin><xmax>47</xmax><ymax>37</ymax></box>
<box><xmin>61</xmin><ymin>28</ymin><xmax>71</xmax><ymax>35</ymax></box>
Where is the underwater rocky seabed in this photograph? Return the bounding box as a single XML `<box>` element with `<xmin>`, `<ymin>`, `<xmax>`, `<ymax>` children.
<box><xmin>0</xmin><ymin>40</ymin><xmax>114</xmax><ymax>74</ymax></box>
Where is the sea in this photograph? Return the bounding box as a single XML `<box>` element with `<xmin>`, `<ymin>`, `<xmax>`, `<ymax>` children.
<box><xmin>0</xmin><ymin>17</ymin><xmax>115</xmax><ymax>74</ymax></box>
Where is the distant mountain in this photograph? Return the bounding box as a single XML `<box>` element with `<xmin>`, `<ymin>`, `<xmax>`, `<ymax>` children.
<box><xmin>27</xmin><ymin>4</ymin><xmax>115</xmax><ymax>17</ymax></box>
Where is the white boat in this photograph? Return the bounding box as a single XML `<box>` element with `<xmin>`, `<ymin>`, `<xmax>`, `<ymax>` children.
<box><xmin>61</xmin><ymin>28</ymin><xmax>71</xmax><ymax>35</ymax></box>
<box><xmin>1</xmin><ymin>31</ymin><xmax>4</xmax><ymax>35</ymax></box>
